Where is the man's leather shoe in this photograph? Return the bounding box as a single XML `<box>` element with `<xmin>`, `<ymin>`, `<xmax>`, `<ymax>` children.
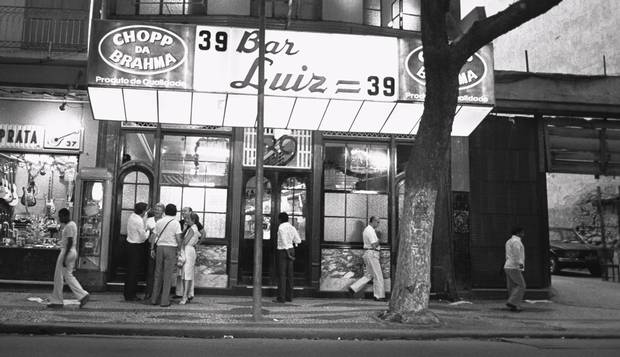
<box><xmin>272</xmin><ymin>298</ymin><xmax>285</xmax><ymax>303</ymax></box>
<box><xmin>46</xmin><ymin>303</ymin><xmax>63</xmax><ymax>309</ymax></box>
<box><xmin>79</xmin><ymin>294</ymin><xmax>90</xmax><ymax>308</ymax></box>
<box><xmin>373</xmin><ymin>297</ymin><xmax>388</xmax><ymax>302</ymax></box>
<box><xmin>285</xmin><ymin>298</ymin><xmax>292</xmax><ymax>302</ymax></box>
<box><xmin>125</xmin><ymin>297</ymin><xmax>141</xmax><ymax>302</ymax></box>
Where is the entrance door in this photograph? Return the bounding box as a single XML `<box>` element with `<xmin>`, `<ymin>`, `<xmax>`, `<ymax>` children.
<box><xmin>239</xmin><ymin>171</ymin><xmax>310</xmax><ymax>286</ymax></box>
<box><xmin>110</xmin><ymin>168</ymin><xmax>153</xmax><ymax>281</ymax></box>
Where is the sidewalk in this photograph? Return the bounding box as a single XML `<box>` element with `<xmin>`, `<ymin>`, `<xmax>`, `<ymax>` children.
<box><xmin>1</xmin><ymin>277</ymin><xmax>619</xmax><ymax>340</ymax></box>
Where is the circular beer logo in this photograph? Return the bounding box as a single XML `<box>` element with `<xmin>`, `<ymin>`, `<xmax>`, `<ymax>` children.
<box><xmin>405</xmin><ymin>46</ymin><xmax>487</xmax><ymax>90</ymax></box>
<box><xmin>98</xmin><ymin>25</ymin><xmax>187</xmax><ymax>75</ymax></box>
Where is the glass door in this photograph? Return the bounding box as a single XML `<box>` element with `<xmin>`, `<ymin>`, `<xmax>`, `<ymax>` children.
<box><xmin>239</xmin><ymin>171</ymin><xmax>310</xmax><ymax>286</ymax></box>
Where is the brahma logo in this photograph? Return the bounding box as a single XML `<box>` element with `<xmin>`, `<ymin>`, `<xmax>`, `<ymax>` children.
<box><xmin>98</xmin><ymin>25</ymin><xmax>187</xmax><ymax>75</ymax></box>
<box><xmin>405</xmin><ymin>46</ymin><xmax>487</xmax><ymax>90</ymax></box>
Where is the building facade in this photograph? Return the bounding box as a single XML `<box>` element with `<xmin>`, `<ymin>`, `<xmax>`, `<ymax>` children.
<box><xmin>2</xmin><ymin>0</ymin><xmax>619</xmax><ymax>298</ymax></box>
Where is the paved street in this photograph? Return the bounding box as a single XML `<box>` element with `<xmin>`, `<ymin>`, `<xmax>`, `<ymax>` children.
<box><xmin>1</xmin><ymin>272</ymin><xmax>619</xmax><ymax>340</ymax></box>
<box><xmin>1</xmin><ymin>336</ymin><xmax>619</xmax><ymax>357</ymax></box>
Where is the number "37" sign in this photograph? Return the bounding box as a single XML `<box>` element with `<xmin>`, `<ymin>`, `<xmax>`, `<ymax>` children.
<box><xmin>44</xmin><ymin>129</ymin><xmax>81</xmax><ymax>150</ymax></box>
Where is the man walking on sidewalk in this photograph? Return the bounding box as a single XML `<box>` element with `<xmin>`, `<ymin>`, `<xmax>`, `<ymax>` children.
<box><xmin>348</xmin><ymin>216</ymin><xmax>386</xmax><ymax>302</ymax></box>
<box><xmin>504</xmin><ymin>227</ymin><xmax>526</xmax><ymax>312</ymax></box>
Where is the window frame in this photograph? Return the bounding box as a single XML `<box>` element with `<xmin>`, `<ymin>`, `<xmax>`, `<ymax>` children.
<box><xmin>322</xmin><ymin>140</ymin><xmax>390</xmax><ymax>247</ymax></box>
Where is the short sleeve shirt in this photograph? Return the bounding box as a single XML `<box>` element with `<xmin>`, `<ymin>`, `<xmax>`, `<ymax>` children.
<box><xmin>61</xmin><ymin>221</ymin><xmax>78</xmax><ymax>251</ymax></box>
<box><xmin>154</xmin><ymin>215</ymin><xmax>182</xmax><ymax>247</ymax></box>
<box><xmin>362</xmin><ymin>225</ymin><xmax>379</xmax><ymax>249</ymax></box>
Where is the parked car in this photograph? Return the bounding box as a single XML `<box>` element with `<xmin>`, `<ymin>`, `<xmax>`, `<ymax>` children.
<box><xmin>549</xmin><ymin>228</ymin><xmax>600</xmax><ymax>276</ymax></box>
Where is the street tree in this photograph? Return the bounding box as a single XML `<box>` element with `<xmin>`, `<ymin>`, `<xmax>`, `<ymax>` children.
<box><xmin>380</xmin><ymin>0</ymin><xmax>564</xmax><ymax>324</ymax></box>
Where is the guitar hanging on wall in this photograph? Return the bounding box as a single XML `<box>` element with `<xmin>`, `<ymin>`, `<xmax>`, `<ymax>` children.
<box><xmin>0</xmin><ymin>165</ymin><xmax>10</xmax><ymax>203</ymax></box>
<box><xmin>21</xmin><ymin>166</ymin><xmax>37</xmax><ymax>214</ymax></box>
<box><xmin>45</xmin><ymin>173</ymin><xmax>56</xmax><ymax>217</ymax></box>
<box><xmin>8</xmin><ymin>164</ymin><xmax>18</xmax><ymax>207</ymax></box>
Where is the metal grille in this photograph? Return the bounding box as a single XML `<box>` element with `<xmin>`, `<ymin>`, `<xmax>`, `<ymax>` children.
<box><xmin>243</xmin><ymin>128</ymin><xmax>312</xmax><ymax>168</ymax></box>
<box><xmin>323</xmin><ymin>131</ymin><xmax>414</xmax><ymax>140</ymax></box>
<box><xmin>0</xmin><ymin>6</ymin><xmax>88</xmax><ymax>51</ymax></box>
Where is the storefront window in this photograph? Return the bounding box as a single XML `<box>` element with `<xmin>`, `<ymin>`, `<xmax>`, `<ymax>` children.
<box><xmin>0</xmin><ymin>153</ymin><xmax>78</xmax><ymax>248</ymax></box>
<box><xmin>281</xmin><ymin>177</ymin><xmax>307</xmax><ymax>241</ymax></box>
<box><xmin>243</xmin><ymin>176</ymin><xmax>271</xmax><ymax>240</ymax></box>
<box><xmin>323</xmin><ymin>142</ymin><xmax>389</xmax><ymax>243</ymax></box>
<box><xmin>396</xmin><ymin>143</ymin><xmax>414</xmax><ymax>174</ymax></box>
<box><xmin>122</xmin><ymin>132</ymin><xmax>156</xmax><ymax>165</ymax></box>
<box><xmin>160</xmin><ymin>135</ymin><xmax>230</xmax><ymax>239</ymax></box>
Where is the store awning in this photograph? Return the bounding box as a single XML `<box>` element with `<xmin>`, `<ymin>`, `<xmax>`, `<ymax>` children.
<box><xmin>88</xmin><ymin>87</ymin><xmax>492</xmax><ymax>136</ymax></box>
<box><xmin>87</xmin><ymin>21</ymin><xmax>495</xmax><ymax>136</ymax></box>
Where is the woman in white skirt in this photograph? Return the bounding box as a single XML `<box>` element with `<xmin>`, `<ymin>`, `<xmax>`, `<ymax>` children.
<box><xmin>179</xmin><ymin>212</ymin><xmax>200</xmax><ymax>304</ymax></box>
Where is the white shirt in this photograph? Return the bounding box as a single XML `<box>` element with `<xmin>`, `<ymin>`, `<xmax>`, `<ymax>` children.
<box><xmin>504</xmin><ymin>235</ymin><xmax>525</xmax><ymax>270</ymax></box>
<box><xmin>154</xmin><ymin>215</ymin><xmax>182</xmax><ymax>247</ymax></box>
<box><xmin>145</xmin><ymin>216</ymin><xmax>157</xmax><ymax>243</ymax></box>
<box><xmin>277</xmin><ymin>222</ymin><xmax>301</xmax><ymax>250</ymax></box>
<box><xmin>362</xmin><ymin>225</ymin><xmax>379</xmax><ymax>250</ymax></box>
<box><xmin>126</xmin><ymin>212</ymin><xmax>147</xmax><ymax>244</ymax></box>
<box><xmin>61</xmin><ymin>221</ymin><xmax>78</xmax><ymax>251</ymax></box>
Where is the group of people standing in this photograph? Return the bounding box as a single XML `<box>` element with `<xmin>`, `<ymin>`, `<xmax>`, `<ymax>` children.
<box><xmin>124</xmin><ymin>203</ymin><xmax>202</xmax><ymax>307</ymax></box>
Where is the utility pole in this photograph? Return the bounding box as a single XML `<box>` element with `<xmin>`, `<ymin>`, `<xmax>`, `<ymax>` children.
<box><xmin>253</xmin><ymin>0</ymin><xmax>266</xmax><ymax>322</ymax></box>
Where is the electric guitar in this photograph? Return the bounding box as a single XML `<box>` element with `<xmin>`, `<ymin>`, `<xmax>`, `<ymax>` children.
<box><xmin>8</xmin><ymin>165</ymin><xmax>18</xmax><ymax>207</ymax></box>
<box><xmin>0</xmin><ymin>172</ymin><xmax>9</xmax><ymax>201</ymax></box>
<box><xmin>45</xmin><ymin>174</ymin><xmax>56</xmax><ymax>217</ymax></box>
<box><xmin>21</xmin><ymin>171</ymin><xmax>37</xmax><ymax>208</ymax></box>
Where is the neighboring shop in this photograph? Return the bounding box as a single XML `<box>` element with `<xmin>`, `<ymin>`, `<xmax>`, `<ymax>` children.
<box><xmin>87</xmin><ymin>20</ymin><xmax>495</xmax><ymax>293</ymax></box>
<box><xmin>0</xmin><ymin>96</ymin><xmax>99</xmax><ymax>283</ymax></box>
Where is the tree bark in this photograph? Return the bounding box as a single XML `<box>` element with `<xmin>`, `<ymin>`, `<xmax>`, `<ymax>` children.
<box><xmin>381</xmin><ymin>0</ymin><xmax>564</xmax><ymax>324</ymax></box>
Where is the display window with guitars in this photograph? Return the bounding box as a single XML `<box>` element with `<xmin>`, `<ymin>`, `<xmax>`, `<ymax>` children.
<box><xmin>0</xmin><ymin>153</ymin><xmax>77</xmax><ymax>249</ymax></box>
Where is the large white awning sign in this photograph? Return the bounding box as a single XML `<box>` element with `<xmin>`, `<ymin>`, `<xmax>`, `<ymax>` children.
<box><xmin>193</xmin><ymin>26</ymin><xmax>399</xmax><ymax>101</ymax></box>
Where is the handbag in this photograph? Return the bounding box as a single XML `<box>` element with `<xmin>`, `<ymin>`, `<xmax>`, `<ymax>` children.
<box><xmin>176</xmin><ymin>249</ymin><xmax>186</xmax><ymax>268</ymax></box>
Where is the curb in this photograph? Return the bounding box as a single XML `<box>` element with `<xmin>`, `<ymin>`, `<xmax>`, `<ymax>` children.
<box><xmin>2</xmin><ymin>322</ymin><xmax>620</xmax><ymax>340</ymax></box>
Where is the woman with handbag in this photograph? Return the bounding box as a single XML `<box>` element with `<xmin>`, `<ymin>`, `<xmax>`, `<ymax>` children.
<box><xmin>179</xmin><ymin>212</ymin><xmax>200</xmax><ymax>304</ymax></box>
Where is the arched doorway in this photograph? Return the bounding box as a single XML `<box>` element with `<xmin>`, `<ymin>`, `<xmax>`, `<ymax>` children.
<box><xmin>110</xmin><ymin>165</ymin><xmax>154</xmax><ymax>281</ymax></box>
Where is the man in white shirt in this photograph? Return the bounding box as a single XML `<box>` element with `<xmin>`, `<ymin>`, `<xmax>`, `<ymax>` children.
<box><xmin>273</xmin><ymin>212</ymin><xmax>301</xmax><ymax>303</ymax></box>
<box><xmin>348</xmin><ymin>216</ymin><xmax>386</xmax><ymax>302</ymax></box>
<box><xmin>150</xmin><ymin>204</ymin><xmax>183</xmax><ymax>307</ymax></box>
<box><xmin>124</xmin><ymin>202</ymin><xmax>148</xmax><ymax>301</ymax></box>
<box><xmin>504</xmin><ymin>227</ymin><xmax>526</xmax><ymax>312</ymax></box>
<box><xmin>144</xmin><ymin>202</ymin><xmax>164</xmax><ymax>300</ymax></box>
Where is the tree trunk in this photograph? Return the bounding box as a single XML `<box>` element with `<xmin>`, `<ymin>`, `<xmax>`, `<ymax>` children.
<box><xmin>380</xmin><ymin>0</ymin><xmax>565</xmax><ymax>325</ymax></box>
<box><xmin>380</xmin><ymin>54</ymin><xmax>460</xmax><ymax>324</ymax></box>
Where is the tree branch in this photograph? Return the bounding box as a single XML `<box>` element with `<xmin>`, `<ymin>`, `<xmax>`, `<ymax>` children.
<box><xmin>452</xmin><ymin>0</ymin><xmax>562</xmax><ymax>63</ymax></box>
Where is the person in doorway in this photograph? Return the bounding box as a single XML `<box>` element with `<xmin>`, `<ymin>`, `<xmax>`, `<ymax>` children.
<box><xmin>175</xmin><ymin>206</ymin><xmax>205</xmax><ymax>299</ymax></box>
<box><xmin>144</xmin><ymin>203</ymin><xmax>164</xmax><ymax>300</ymax></box>
<box><xmin>124</xmin><ymin>202</ymin><xmax>148</xmax><ymax>301</ymax></box>
<box><xmin>47</xmin><ymin>208</ymin><xmax>89</xmax><ymax>308</ymax></box>
<box><xmin>178</xmin><ymin>213</ymin><xmax>200</xmax><ymax>304</ymax></box>
<box><xmin>150</xmin><ymin>204</ymin><xmax>182</xmax><ymax>307</ymax></box>
<box><xmin>348</xmin><ymin>216</ymin><xmax>386</xmax><ymax>302</ymax></box>
<box><xmin>504</xmin><ymin>227</ymin><xmax>526</xmax><ymax>312</ymax></box>
<box><xmin>273</xmin><ymin>212</ymin><xmax>301</xmax><ymax>303</ymax></box>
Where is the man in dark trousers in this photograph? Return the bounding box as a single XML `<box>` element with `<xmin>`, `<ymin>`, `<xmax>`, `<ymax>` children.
<box><xmin>273</xmin><ymin>212</ymin><xmax>301</xmax><ymax>303</ymax></box>
<box><xmin>124</xmin><ymin>202</ymin><xmax>148</xmax><ymax>301</ymax></box>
